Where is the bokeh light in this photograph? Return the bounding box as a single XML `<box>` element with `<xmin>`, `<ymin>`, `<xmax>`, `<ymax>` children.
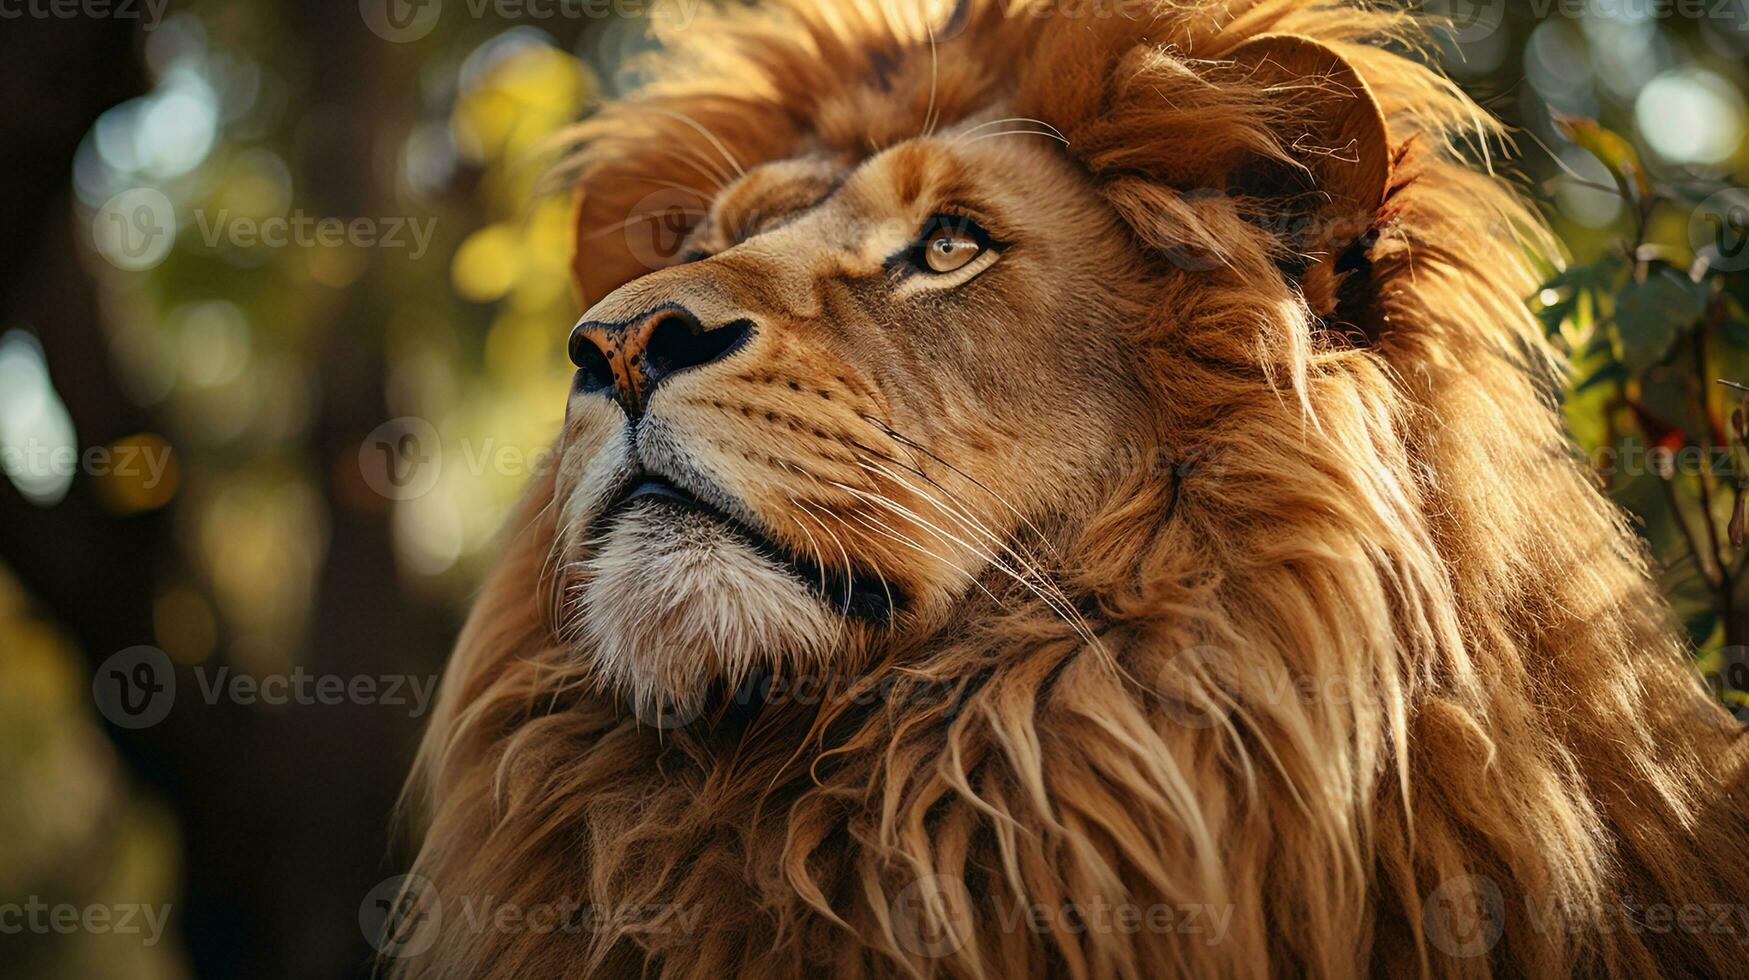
<box><xmin>1636</xmin><ymin>69</ymin><xmax>1747</xmax><ymax>165</ymax></box>
<box><xmin>0</xmin><ymin>331</ymin><xmax>79</xmax><ymax>507</ymax></box>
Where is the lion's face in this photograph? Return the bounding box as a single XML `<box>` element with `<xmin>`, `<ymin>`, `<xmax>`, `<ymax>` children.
<box><xmin>552</xmin><ymin>127</ymin><xmax>1150</xmax><ymax>717</ymax></box>
<box><xmin>412</xmin><ymin>9</ymin><xmax>1749</xmax><ymax>979</ymax></box>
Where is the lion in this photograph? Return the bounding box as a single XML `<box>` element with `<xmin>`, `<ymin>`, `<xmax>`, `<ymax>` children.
<box><xmin>393</xmin><ymin>1</ymin><xmax>1749</xmax><ymax>977</ymax></box>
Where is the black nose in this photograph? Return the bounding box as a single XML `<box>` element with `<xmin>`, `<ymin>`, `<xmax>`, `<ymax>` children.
<box><xmin>568</xmin><ymin>305</ymin><xmax>753</xmax><ymax>418</ymax></box>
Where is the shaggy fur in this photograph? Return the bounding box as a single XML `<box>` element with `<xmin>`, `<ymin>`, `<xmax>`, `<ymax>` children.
<box><xmin>396</xmin><ymin>2</ymin><xmax>1749</xmax><ymax>977</ymax></box>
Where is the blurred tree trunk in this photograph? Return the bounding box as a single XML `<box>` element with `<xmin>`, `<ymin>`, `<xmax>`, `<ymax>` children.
<box><xmin>262</xmin><ymin>4</ymin><xmax>458</xmax><ymax>975</ymax></box>
<box><xmin>0</xmin><ymin>11</ymin><xmax>453</xmax><ymax>980</ymax></box>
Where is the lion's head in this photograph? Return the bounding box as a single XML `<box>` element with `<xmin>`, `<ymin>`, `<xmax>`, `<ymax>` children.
<box><xmin>557</xmin><ymin>116</ymin><xmax>1154</xmax><ymax>720</ymax></box>
<box><xmin>400</xmin><ymin>2</ymin><xmax>1749</xmax><ymax>977</ymax></box>
<box><xmin>550</xmin><ymin>5</ymin><xmax>1402</xmax><ymax>724</ymax></box>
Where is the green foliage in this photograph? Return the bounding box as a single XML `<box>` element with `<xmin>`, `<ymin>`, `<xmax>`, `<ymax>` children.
<box><xmin>1538</xmin><ymin>118</ymin><xmax>1749</xmax><ymax>704</ymax></box>
<box><xmin>1611</xmin><ymin>266</ymin><xmax>1711</xmax><ymax>369</ymax></box>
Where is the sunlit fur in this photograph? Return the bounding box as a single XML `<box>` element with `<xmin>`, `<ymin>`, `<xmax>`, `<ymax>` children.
<box><xmin>398</xmin><ymin>2</ymin><xmax>1749</xmax><ymax>977</ymax></box>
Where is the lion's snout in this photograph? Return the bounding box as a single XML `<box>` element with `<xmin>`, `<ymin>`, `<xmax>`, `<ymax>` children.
<box><xmin>569</xmin><ymin>303</ymin><xmax>754</xmax><ymax>421</ymax></box>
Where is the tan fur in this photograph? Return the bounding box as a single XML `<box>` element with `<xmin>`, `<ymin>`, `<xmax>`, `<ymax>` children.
<box><xmin>396</xmin><ymin>2</ymin><xmax>1749</xmax><ymax>977</ymax></box>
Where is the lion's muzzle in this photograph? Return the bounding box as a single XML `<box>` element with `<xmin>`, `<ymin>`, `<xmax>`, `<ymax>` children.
<box><xmin>569</xmin><ymin>303</ymin><xmax>754</xmax><ymax>420</ymax></box>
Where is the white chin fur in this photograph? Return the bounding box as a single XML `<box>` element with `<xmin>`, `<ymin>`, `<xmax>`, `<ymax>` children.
<box><xmin>577</xmin><ymin>502</ymin><xmax>840</xmax><ymax>723</ymax></box>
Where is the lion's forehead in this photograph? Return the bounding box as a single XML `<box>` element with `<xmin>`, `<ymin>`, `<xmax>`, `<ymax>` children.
<box><xmin>692</xmin><ymin>130</ymin><xmax>1068</xmax><ymax>275</ymax></box>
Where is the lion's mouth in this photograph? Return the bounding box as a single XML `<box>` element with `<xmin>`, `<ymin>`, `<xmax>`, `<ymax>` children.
<box><xmin>597</xmin><ymin>473</ymin><xmax>901</xmax><ymax>623</ymax></box>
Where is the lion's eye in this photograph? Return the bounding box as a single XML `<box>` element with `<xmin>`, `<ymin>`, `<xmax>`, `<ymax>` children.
<box><xmin>906</xmin><ymin>215</ymin><xmax>994</xmax><ymax>276</ymax></box>
<box><xmin>923</xmin><ymin>227</ymin><xmax>982</xmax><ymax>273</ymax></box>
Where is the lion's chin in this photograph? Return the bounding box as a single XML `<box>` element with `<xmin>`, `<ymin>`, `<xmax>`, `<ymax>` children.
<box><xmin>576</xmin><ymin>502</ymin><xmax>842</xmax><ymax>725</ymax></box>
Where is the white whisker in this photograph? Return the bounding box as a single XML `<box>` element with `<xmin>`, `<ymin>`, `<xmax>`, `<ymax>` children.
<box><xmin>960</xmin><ymin>128</ymin><xmax>1071</xmax><ymax>149</ymax></box>
<box><xmin>793</xmin><ymin>497</ymin><xmax>859</xmax><ymax>615</ymax></box>
<box><xmin>951</xmin><ymin>116</ymin><xmax>1069</xmax><ymax>145</ymax></box>
<box><xmin>839</xmin><ymin>507</ymin><xmax>1004</xmax><ymax>607</ymax></box>
<box><xmin>858</xmin><ymin>413</ymin><xmax>1063</xmax><ymax>562</ymax></box>
<box><xmin>581</xmin><ymin>207</ymin><xmax>711</xmax><ymax>240</ymax></box>
<box><xmin>844</xmin><ymin>421</ymin><xmax>1118</xmax><ymax>665</ymax></box>
<box><xmin>643</xmin><ymin>107</ymin><xmax>748</xmax><ymax>181</ymax></box>
<box><xmin>922</xmin><ymin>9</ymin><xmax>941</xmax><ymax>139</ymax></box>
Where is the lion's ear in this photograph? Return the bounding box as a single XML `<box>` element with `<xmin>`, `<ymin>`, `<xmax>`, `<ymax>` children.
<box><xmin>1228</xmin><ymin>34</ymin><xmax>1391</xmax><ymax>239</ymax></box>
<box><xmin>1224</xmin><ymin>34</ymin><xmax>1393</xmax><ymax>325</ymax></box>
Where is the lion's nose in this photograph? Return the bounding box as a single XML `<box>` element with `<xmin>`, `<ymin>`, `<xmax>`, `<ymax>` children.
<box><xmin>568</xmin><ymin>305</ymin><xmax>753</xmax><ymax>419</ymax></box>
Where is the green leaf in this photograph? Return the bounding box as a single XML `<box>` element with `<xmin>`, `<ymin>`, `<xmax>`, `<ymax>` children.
<box><xmin>1555</xmin><ymin>113</ymin><xmax>1651</xmax><ymax>205</ymax></box>
<box><xmin>1542</xmin><ymin>252</ymin><xmax>1627</xmax><ymax>295</ymax></box>
<box><xmin>1535</xmin><ymin>296</ymin><xmax>1575</xmax><ymax>340</ymax></box>
<box><xmin>1610</xmin><ymin>267</ymin><xmax>1710</xmax><ymax>371</ymax></box>
<box><xmin>1720</xmin><ymin>292</ymin><xmax>1749</xmax><ymax>348</ymax></box>
<box><xmin>1683</xmin><ymin>607</ymin><xmax>1721</xmax><ymax>652</ymax></box>
<box><xmin>1725</xmin><ymin>273</ymin><xmax>1749</xmax><ymax>320</ymax></box>
<box><xmin>1574</xmin><ymin>361</ymin><xmax>1629</xmax><ymax>393</ymax></box>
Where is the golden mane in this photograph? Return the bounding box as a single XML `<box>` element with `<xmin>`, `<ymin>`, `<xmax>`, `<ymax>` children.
<box><xmin>397</xmin><ymin>2</ymin><xmax>1749</xmax><ymax>977</ymax></box>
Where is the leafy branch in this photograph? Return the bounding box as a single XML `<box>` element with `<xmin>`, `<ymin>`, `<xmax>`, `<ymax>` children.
<box><xmin>1538</xmin><ymin>116</ymin><xmax>1749</xmax><ymax>652</ymax></box>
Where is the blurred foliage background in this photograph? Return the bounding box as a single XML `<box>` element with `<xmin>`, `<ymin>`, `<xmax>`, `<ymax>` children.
<box><xmin>0</xmin><ymin>1</ymin><xmax>1744</xmax><ymax>977</ymax></box>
